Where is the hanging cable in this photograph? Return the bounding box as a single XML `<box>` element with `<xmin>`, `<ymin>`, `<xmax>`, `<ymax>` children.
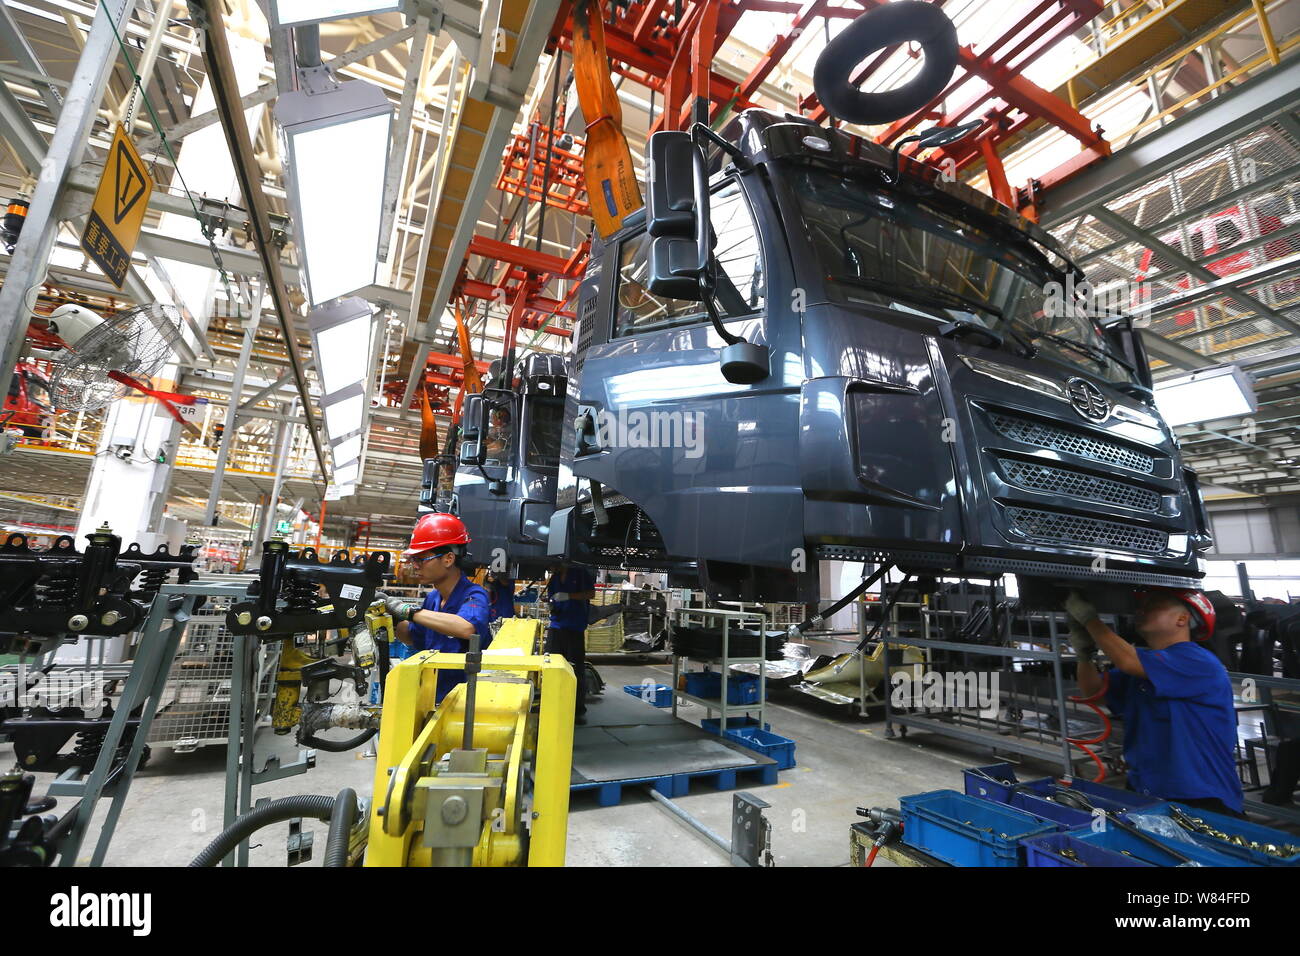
<box><xmin>96</xmin><ymin>0</ymin><xmax>235</xmax><ymax>300</ymax></box>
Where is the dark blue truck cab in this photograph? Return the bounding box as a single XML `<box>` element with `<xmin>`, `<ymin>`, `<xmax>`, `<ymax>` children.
<box><xmin>549</xmin><ymin>109</ymin><xmax>1209</xmax><ymax>603</ymax></box>
<box><xmin>454</xmin><ymin>109</ymin><xmax>1209</xmax><ymax>605</ymax></box>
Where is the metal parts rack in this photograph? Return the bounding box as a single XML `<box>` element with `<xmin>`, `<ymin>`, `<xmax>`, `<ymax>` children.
<box><xmin>670</xmin><ymin>605</ymin><xmax>770</xmax><ymax>734</ymax></box>
<box><xmin>879</xmin><ymin>580</ymin><xmax>1108</xmax><ymax>778</ymax></box>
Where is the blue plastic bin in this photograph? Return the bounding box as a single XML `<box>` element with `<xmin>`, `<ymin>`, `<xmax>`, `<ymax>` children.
<box><xmin>1134</xmin><ymin>804</ymin><xmax>1300</xmax><ymax>867</ymax></box>
<box><xmin>1071</xmin><ymin>822</ymin><xmax>1239</xmax><ymax>867</ymax></box>
<box><xmin>724</xmin><ymin>726</ymin><xmax>796</xmax><ymax>770</ymax></box>
<box><xmin>1004</xmin><ymin>791</ymin><xmax>1093</xmax><ymax>830</ymax></box>
<box><xmin>681</xmin><ymin>670</ymin><xmax>760</xmax><ymax>704</ymax></box>
<box><xmin>701</xmin><ymin>715</ymin><xmax>769</xmax><ymax>735</ymax></box>
<box><xmin>623</xmin><ymin>683</ymin><xmax>672</xmax><ymax>707</ymax></box>
<box><xmin>899</xmin><ymin>790</ymin><xmax>1055</xmax><ymax>867</ymax></box>
<box><xmin>964</xmin><ymin>764</ymin><xmax>1166</xmax><ymax>815</ymax></box>
<box><xmin>1022</xmin><ymin>831</ymin><xmax>1153</xmax><ymax>867</ymax></box>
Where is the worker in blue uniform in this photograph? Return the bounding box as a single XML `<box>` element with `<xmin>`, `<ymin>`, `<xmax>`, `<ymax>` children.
<box><xmin>546</xmin><ymin>561</ymin><xmax>596</xmax><ymax>724</ymax></box>
<box><xmin>1067</xmin><ymin>587</ymin><xmax>1244</xmax><ymax>817</ymax></box>
<box><xmin>488</xmin><ymin>572</ymin><xmax>516</xmax><ymax>623</ymax></box>
<box><xmin>384</xmin><ymin>512</ymin><xmax>492</xmax><ymax>704</ymax></box>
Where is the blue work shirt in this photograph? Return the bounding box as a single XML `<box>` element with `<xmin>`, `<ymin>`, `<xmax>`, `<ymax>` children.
<box><xmin>1106</xmin><ymin>641</ymin><xmax>1243</xmax><ymax>813</ymax></box>
<box><xmin>407</xmin><ymin>574</ymin><xmax>492</xmax><ymax>702</ymax></box>
<box><xmin>547</xmin><ymin>567</ymin><xmax>595</xmax><ymax>631</ymax></box>
<box><xmin>489</xmin><ymin>577</ymin><xmax>516</xmax><ymax>621</ymax></box>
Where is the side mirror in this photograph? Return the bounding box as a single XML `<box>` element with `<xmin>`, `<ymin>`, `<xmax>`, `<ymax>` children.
<box><xmin>646</xmin><ymin>130</ymin><xmax>708</xmax><ymax>300</ymax></box>
<box><xmin>458</xmin><ymin>393</ymin><xmax>486</xmax><ymax>467</ymax></box>
<box><xmin>1101</xmin><ymin>315</ymin><xmax>1154</xmax><ymax>393</ymax></box>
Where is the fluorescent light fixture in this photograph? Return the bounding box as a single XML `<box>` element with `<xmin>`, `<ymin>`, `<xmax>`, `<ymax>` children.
<box><xmin>271</xmin><ymin>1</ymin><xmax>400</xmax><ymax>28</ymax></box>
<box><xmin>1153</xmin><ymin>365</ymin><xmax>1257</xmax><ymax>427</ymax></box>
<box><xmin>277</xmin><ymin>82</ymin><xmax>391</xmax><ymax>306</ymax></box>
<box><xmin>325</xmin><ymin>481</ymin><xmax>356</xmax><ymax>501</ymax></box>
<box><xmin>308</xmin><ymin>296</ymin><xmax>374</xmax><ymax>399</ymax></box>
<box><xmin>324</xmin><ymin>392</ymin><xmax>364</xmax><ymax>438</ymax></box>
<box><xmin>333</xmin><ymin>461</ymin><xmax>359</xmax><ymax>486</ymax></box>
<box><xmin>331</xmin><ymin>434</ymin><xmax>362</xmax><ymax>467</ymax></box>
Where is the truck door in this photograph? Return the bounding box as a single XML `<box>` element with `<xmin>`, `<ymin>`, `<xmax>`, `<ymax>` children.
<box><xmin>561</xmin><ymin>174</ymin><xmax>804</xmax><ymax>571</ymax></box>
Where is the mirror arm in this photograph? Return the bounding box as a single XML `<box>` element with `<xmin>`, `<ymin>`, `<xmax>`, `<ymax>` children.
<box><xmin>691</xmin><ymin>123</ymin><xmax>749</xmax><ymax>170</ymax></box>
<box><xmin>690</xmin><ymin>125</ymin><xmax>744</xmax><ymax>347</ymax></box>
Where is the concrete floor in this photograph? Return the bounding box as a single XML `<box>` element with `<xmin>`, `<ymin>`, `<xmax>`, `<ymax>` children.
<box><xmin>9</xmin><ymin>661</ymin><xmax>1064</xmax><ymax>867</ymax></box>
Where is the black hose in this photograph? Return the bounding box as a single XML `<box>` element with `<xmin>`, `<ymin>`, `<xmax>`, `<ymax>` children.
<box><xmin>324</xmin><ymin>788</ymin><xmax>358</xmax><ymax>868</ymax></box>
<box><xmin>813</xmin><ymin>1</ymin><xmax>958</xmax><ymax>126</ymax></box>
<box><xmin>188</xmin><ymin>794</ymin><xmax>335</xmax><ymax>867</ymax></box>
<box><xmin>299</xmin><ymin>727</ymin><xmax>376</xmax><ymax>752</ymax></box>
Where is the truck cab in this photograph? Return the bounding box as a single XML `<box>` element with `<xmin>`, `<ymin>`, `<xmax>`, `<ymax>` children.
<box><xmin>547</xmin><ymin>109</ymin><xmax>1211</xmax><ymax>602</ymax></box>
<box><xmin>446</xmin><ymin>352</ymin><xmax>566</xmax><ymax>578</ymax></box>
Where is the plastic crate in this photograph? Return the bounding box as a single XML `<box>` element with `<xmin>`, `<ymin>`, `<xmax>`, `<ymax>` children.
<box><xmin>724</xmin><ymin>726</ymin><xmax>796</xmax><ymax>770</ymax></box>
<box><xmin>1022</xmin><ymin>832</ymin><xmax>1153</xmax><ymax>867</ymax></box>
<box><xmin>1135</xmin><ymin>804</ymin><xmax>1300</xmax><ymax>867</ymax></box>
<box><xmin>1068</xmin><ymin>823</ymin><xmax>1240</xmax><ymax>867</ymax></box>
<box><xmin>1069</xmin><ymin>778</ymin><xmax>1165</xmax><ymax>812</ymax></box>
<box><xmin>701</xmin><ymin>715</ymin><xmax>769</xmax><ymax>735</ymax></box>
<box><xmin>963</xmin><ymin>763</ymin><xmax>1047</xmax><ymax>802</ymax></box>
<box><xmin>899</xmin><ymin>790</ymin><xmax>1055</xmax><ymax>867</ymax></box>
<box><xmin>680</xmin><ymin>670</ymin><xmax>759</xmax><ymax>703</ymax></box>
<box><xmin>964</xmin><ymin>764</ymin><xmax>1166</xmax><ymax>815</ymax></box>
<box><xmin>1004</xmin><ymin>792</ymin><xmax>1093</xmax><ymax>831</ymax></box>
<box><xmin>622</xmin><ymin>683</ymin><xmax>673</xmax><ymax>708</ymax></box>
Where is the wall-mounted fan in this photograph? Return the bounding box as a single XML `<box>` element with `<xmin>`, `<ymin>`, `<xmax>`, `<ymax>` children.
<box><xmin>42</xmin><ymin>303</ymin><xmax>183</xmax><ymax>413</ymax></box>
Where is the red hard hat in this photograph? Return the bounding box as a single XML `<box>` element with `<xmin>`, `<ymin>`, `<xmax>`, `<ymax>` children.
<box><xmin>403</xmin><ymin>512</ymin><xmax>470</xmax><ymax>558</ymax></box>
<box><xmin>1138</xmin><ymin>588</ymin><xmax>1216</xmax><ymax>640</ymax></box>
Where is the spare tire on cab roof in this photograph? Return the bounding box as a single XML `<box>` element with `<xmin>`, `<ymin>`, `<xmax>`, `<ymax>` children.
<box><xmin>813</xmin><ymin>1</ymin><xmax>959</xmax><ymax>127</ymax></box>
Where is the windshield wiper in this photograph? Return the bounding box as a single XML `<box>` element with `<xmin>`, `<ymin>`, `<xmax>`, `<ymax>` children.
<box><xmin>1019</xmin><ymin>326</ymin><xmax>1134</xmax><ymax>374</ymax></box>
<box><xmin>833</xmin><ymin>275</ymin><xmax>1037</xmax><ymax>358</ymax></box>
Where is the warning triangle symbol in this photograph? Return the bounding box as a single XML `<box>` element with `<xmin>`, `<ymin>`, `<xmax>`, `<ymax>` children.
<box><xmin>113</xmin><ymin>140</ymin><xmax>146</xmax><ymax>225</ymax></box>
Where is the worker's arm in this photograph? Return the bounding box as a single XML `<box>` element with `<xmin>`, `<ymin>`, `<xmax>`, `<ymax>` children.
<box><xmin>1065</xmin><ymin>592</ymin><xmax>1145</xmax><ymax>679</ymax></box>
<box><xmin>384</xmin><ymin>596</ymin><xmax>475</xmax><ymax>642</ymax></box>
<box><xmin>410</xmin><ymin>608</ymin><xmax>475</xmax><ymax>641</ymax></box>
<box><xmin>1075</xmin><ymin>655</ymin><xmax>1104</xmax><ymax>697</ymax></box>
<box><xmin>1083</xmin><ymin>618</ymin><xmax>1145</xmax><ymax>678</ymax></box>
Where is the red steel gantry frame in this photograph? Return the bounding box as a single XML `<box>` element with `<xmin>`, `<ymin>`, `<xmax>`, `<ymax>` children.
<box><xmin>399</xmin><ymin>1</ymin><xmax>1117</xmax><ymax>413</ymax></box>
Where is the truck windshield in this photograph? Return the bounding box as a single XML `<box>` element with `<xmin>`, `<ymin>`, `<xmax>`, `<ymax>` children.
<box><xmin>788</xmin><ymin>165</ymin><xmax>1134</xmax><ymax>385</ymax></box>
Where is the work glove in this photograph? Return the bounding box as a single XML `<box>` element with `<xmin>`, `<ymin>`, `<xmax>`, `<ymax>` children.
<box><xmin>1063</xmin><ymin>591</ymin><xmax>1099</xmax><ymax>627</ymax></box>
<box><xmin>1067</xmin><ymin>621</ymin><xmax>1096</xmax><ymax>663</ymax></box>
<box><xmin>385</xmin><ymin>596</ymin><xmax>420</xmax><ymax>622</ymax></box>
<box><xmin>551</xmin><ymin>592</ymin><xmax>571</xmax><ymax>603</ymax></box>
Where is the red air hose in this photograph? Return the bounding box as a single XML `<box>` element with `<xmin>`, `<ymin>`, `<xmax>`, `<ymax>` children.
<box><xmin>1066</xmin><ymin>671</ymin><xmax>1111</xmax><ymax>782</ymax></box>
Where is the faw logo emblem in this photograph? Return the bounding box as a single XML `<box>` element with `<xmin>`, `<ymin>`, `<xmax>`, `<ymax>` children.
<box><xmin>1066</xmin><ymin>377</ymin><xmax>1109</xmax><ymax>422</ymax></box>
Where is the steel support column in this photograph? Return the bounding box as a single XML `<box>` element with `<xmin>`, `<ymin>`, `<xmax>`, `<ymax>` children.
<box><xmin>0</xmin><ymin>0</ymin><xmax>140</xmax><ymax>406</ymax></box>
<box><xmin>204</xmin><ymin>285</ymin><xmax>265</xmax><ymax>525</ymax></box>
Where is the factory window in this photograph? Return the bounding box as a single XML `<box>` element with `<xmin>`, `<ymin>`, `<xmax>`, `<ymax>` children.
<box><xmin>613</xmin><ymin>177</ymin><xmax>765</xmax><ymax>338</ymax></box>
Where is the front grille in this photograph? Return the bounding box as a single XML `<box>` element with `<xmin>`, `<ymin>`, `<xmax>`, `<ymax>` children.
<box><xmin>1005</xmin><ymin>507</ymin><xmax>1168</xmax><ymax>554</ymax></box>
<box><xmin>1000</xmin><ymin>459</ymin><xmax>1161</xmax><ymax>512</ymax></box>
<box><xmin>990</xmin><ymin>413</ymin><xmax>1154</xmax><ymax>473</ymax></box>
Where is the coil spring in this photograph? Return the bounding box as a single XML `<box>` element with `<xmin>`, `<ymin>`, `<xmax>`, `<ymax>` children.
<box><xmin>136</xmin><ymin>564</ymin><xmax>169</xmax><ymax>595</ymax></box>
<box><xmin>36</xmin><ymin>569</ymin><xmax>77</xmax><ymax>607</ymax></box>
<box><xmin>284</xmin><ymin>577</ymin><xmax>318</xmax><ymax>614</ymax></box>
<box><xmin>71</xmin><ymin>727</ymin><xmax>106</xmax><ymax>767</ymax></box>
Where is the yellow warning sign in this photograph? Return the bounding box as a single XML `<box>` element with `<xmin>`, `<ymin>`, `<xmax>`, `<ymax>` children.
<box><xmin>79</xmin><ymin>124</ymin><xmax>153</xmax><ymax>289</ymax></box>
